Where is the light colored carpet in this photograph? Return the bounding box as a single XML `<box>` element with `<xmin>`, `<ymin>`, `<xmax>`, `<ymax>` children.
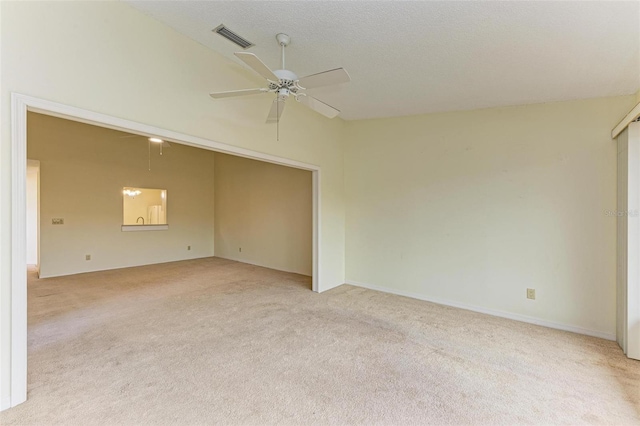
<box><xmin>1</xmin><ymin>257</ymin><xmax>639</xmax><ymax>425</ymax></box>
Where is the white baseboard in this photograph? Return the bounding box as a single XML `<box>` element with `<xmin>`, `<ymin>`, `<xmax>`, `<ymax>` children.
<box><xmin>1</xmin><ymin>396</ymin><xmax>11</xmax><ymax>411</ymax></box>
<box><xmin>318</xmin><ymin>280</ymin><xmax>343</xmax><ymax>293</ymax></box>
<box><xmin>38</xmin><ymin>255</ymin><xmax>215</xmax><ymax>279</ymax></box>
<box><xmin>215</xmin><ymin>256</ymin><xmax>311</xmax><ymax>277</ymax></box>
<box><xmin>345</xmin><ymin>280</ymin><xmax>616</xmax><ymax>341</ymax></box>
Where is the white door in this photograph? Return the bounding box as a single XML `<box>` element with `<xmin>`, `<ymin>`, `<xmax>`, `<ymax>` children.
<box><xmin>617</xmin><ymin>121</ymin><xmax>640</xmax><ymax>360</ymax></box>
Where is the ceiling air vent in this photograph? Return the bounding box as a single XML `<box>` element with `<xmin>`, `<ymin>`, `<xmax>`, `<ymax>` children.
<box><xmin>212</xmin><ymin>24</ymin><xmax>254</xmax><ymax>49</ymax></box>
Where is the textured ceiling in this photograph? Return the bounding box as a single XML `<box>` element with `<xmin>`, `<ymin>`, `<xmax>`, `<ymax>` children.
<box><xmin>126</xmin><ymin>1</ymin><xmax>640</xmax><ymax>120</ymax></box>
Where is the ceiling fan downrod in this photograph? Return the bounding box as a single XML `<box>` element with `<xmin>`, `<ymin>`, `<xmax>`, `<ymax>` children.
<box><xmin>276</xmin><ymin>33</ymin><xmax>290</xmax><ymax>70</ymax></box>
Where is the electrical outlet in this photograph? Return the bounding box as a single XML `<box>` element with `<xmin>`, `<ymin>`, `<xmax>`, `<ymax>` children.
<box><xmin>187</xmin><ymin>245</ymin><xmax>191</xmax><ymax>250</ymax></box>
<box><xmin>239</xmin><ymin>247</ymin><xmax>242</xmax><ymax>252</ymax></box>
<box><xmin>85</xmin><ymin>254</ymin><xmax>91</xmax><ymax>261</ymax></box>
<box><xmin>527</xmin><ymin>288</ymin><xmax>536</xmax><ymax>300</ymax></box>
<box><xmin>52</xmin><ymin>218</ymin><xmax>64</xmax><ymax>225</ymax></box>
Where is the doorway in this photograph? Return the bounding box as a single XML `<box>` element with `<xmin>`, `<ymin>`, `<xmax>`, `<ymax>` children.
<box><xmin>8</xmin><ymin>93</ymin><xmax>321</xmax><ymax>409</ymax></box>
<box><xmin>26</xmin><ymin>160</ymin><xmax>40</xmax><ymax>274</ymax></box>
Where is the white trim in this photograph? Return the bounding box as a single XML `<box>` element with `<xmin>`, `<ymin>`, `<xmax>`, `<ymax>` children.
<box><xmin>24</xmin><ymin>95</ymin><xmax>318</xmax><ymax>172</ymax></box>
<box><xmin>10</xmin><ymin>94</ymin><xmax>28</xmax><ymax>408</ymax></box>
<box><xmin>7</xmin><ymin>92</ymin><xmax>323</xmax><ymax>410</ymax></box>
<box><xmin>312</xmin><ymin>170</ymin><xmax>320</xmax><ymax>292</ymax></box>
<box><xmin>215</xmin><ymin>256</ymin><xmax>312</xmax><ymax>278</ymax></box>
<box><xmin>121</xmin><ymin>224</ymin><xmax>169</xmax><ymax>232</ymax></box>
<box><xmin>346</xmin><ymin>280</ymin><xmax>616</xmax><ymax>341</ymax></box>
<box><xmin>37</xmin><ymin>256</ymin><xmax>215</xmax><ymax>279</ymax></box>
<box><xmin>626</xmin><ymin>122</ymin><xmax>640</xmax><ymax>359</ymax></box>
<box><xmin>0</xmin><ymin>397</ymin><xmax>11</xmax><ymax>411</ymax></box>
<box><xmin>616</xmin><ymin>129</ymin><xmax>629</xmax><ymax>352</ymax></box>
<box><xmin>612</xmin><ymin>102</ymin><xmax>640</xmax><ymax>139</ymax></box>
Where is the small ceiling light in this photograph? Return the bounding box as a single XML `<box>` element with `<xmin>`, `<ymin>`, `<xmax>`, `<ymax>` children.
<box><xmin>123</xmin><ymin>189</ymin><xmax>142</xmax><ymax>197</ymax></box>
<box><xmin>148</xmin><ymin>137</ymin><xmax>163</xmax><ymax>143</ymax></box>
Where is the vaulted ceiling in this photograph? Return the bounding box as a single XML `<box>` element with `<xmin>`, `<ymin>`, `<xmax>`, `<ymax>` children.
<box><xmin>127</xmin><ymin>1</ymin><xmax>640</xmax><ymax>120</ymax></box>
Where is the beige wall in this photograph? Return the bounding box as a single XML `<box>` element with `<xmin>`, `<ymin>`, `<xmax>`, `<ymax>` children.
<box><xmin>27</xmin><ymin>113</ymin><xmax>216</xmax><ymax>278</ymax></box>
<box><xmin>345</xmin><ymin>95</ymin><xmax>637</xmax><ymax>337</ymax></box>
<box><xmin>1</xmin><ymin>1</ymin><xmax>345</xmax><ymax>402</ymax></box>
<box><xmin>214</xmin><ymin>153</ymin><xmax>312</xmax><ymax>276</ymax></box>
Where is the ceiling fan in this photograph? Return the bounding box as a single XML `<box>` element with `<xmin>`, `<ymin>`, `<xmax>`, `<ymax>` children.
<box><xmin>209</xmin><ymin>33</ymin><xmax>350</xmax><ymax>124</ymax></box>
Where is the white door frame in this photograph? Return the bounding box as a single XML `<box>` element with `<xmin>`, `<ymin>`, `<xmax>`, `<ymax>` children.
<box><xmin>8</xmin><ymin>92</ymin><xmax>322</xmax><ymax>408</ymax></box>
<box><xmin>617</xmin><ymin>121</ymin><xmax>640</xmax><ymax>360</ymax></box>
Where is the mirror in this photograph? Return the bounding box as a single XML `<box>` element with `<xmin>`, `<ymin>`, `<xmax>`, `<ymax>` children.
<box><xmin>122</xmin><ymin>187</ymin><xmax>167</xmax><ymax>225</ymax></box>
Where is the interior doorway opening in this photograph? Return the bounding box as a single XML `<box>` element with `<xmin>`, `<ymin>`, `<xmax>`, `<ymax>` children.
<box><xmin>9</xmin><ymin>93</ymin><xmax>321</xmax><ymax>409</ymax></box>
<box><xmin>26</xmin><ymin>160</ymin><xmax>40</xmax><ymax>275</ymax></box>
<box><xmin>25</xmin><ymin>112</ymin><xmax>313</xmax><ymax>283</ymax></box>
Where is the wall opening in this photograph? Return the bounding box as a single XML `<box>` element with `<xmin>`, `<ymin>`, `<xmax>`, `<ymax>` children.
<box><xmin>9</xmin><ymin>93</ymin><xmax>321</xmax><ymax>409</ymax></box>
<box><xmin>26</xmin><ymin>160</ymin><xmax>40</xmax><ymax>273</ymax></box>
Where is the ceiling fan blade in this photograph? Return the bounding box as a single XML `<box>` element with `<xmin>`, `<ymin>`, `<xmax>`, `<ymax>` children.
<box><xmin>298</xmin><ymin>68</ymin><xmax>350</xmax><ymax>90</ymax></box>
<box><xmin>209</xmin><ymin>88</ymin><xmax>267</xmax><ymax>99</ymax></box>
<box><xmin>162</xmin><ymin>141</ymin><xmax>171</xmax><ymax>148</ymax></box>
<box><xmin>234</xmin><ymin>52</ymin><xmax>279</xmax><ymax>81</ymax></box>
<box><xmin>266</xmin><ymin>99</ymin><xmax>286</xmax><ymax>123</ymax></box>
<box><xmin>298</xmin><ymin>96</ymin><xmax>340</xmax><ymax>119</ymax></box>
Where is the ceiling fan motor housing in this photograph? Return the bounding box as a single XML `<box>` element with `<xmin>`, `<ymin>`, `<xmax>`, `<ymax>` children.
<box><xmin>273</xmin><ymin>69</ymin><xmax>298</xmax><ymax>84</ymax></box>
<box><xmin>271</xmin><ymin>69</ymin><xmax>299</xmax><ymax>99</ymax></box>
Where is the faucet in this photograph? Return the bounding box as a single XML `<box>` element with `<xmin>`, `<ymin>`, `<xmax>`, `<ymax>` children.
<box><xmin>136</xmin><ymin>216</ymin><xmax>145</xmax><ymax>224</ymax></box>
